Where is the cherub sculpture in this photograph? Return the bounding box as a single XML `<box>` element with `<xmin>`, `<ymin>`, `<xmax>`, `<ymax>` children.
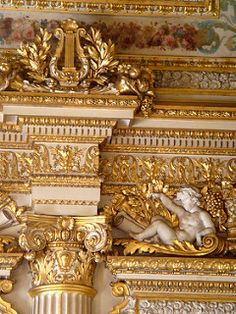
<box><xmin>130</xmin><ymin>187</ymin><xmax>216</xmax><ymax>246</ymax></box>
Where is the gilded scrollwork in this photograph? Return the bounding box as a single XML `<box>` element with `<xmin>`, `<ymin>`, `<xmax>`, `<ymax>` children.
<box><xmin>0</xmin><ymin>145</ymin><xmax>100</xmax><ymax>185</ymax></box>
<box><xmin>100</xmin><ymin>155</ymin><xmax>235</xmax><ymax>187</ymax></box>
<box><xmin>19</xmin><ymin>214</ymin><xmax>111</xmax><ymax>287</ymax></box>
<box><xmin>0</xmin><ymin>62</ymin><xmax>13</xmax><ymax>92</ymax></box>
<box><xmin>0</xmin><ymin>19</ymin><xmax>154</xmax><ymax>115</ymax></box>
<box><xmin>0</xmin><ymin>192</ymin><xmax>28</xmax><ymax>227</ymax></box>
<box><xmin>34</xmin><ymin>144</ymin><xmax>99</xmax><ymax>175</ymax></box>
<box><xmin>110</xmin><ymin>282</ymin><xmax>131</xmax><ymax>314</ymax></box>
<box><xmin>0</xmin><ymin>297</ymin><xmax>18</xmax><ymax>314</ymax></box>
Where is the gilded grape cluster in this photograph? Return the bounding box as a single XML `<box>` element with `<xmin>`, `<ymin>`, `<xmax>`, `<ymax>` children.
<box><xmin>204</xmin><ymin>189</ymin><xmax>227</xmax><ymax>231</ymax></box>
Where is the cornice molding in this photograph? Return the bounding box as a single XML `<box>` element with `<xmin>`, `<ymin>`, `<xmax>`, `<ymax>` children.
<box><xmin>107</xmin><ymin>256</ymin><xmax>236</xmax><ymax>276</ymax></box>
<box><xmin>0</xmin><ymin>93</ymin><xmax>138</xmax><ymax>109</ymax></box>
<box><xmin>2</xmin><ymin>49</ymin><xmax>235</xmax><ymax>73</ymax></box>
<box><xmin>0</xmin><ymin>0</ymin><xmax>219</xmax><ymax>17</ymax></box>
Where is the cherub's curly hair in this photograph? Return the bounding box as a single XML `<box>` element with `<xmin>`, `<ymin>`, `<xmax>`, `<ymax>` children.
<box><xmin>176</xmin><ymin>187</ymin><xmax>201</xmax><ymax>206</ymax></box>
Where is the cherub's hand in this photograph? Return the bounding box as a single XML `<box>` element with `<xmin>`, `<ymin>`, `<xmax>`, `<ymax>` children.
<box><xmin>151</xmin><ymin>193</ymin><xmax>162</xmax><ymax>200</ymax></box>
<box><xmin>129</xmin><ymin>231</ymin><xmax>144</xmax><ymax>242</ymax></box>
<box><xmin>196</xmin><ymin>234</ymin><xmax>202</xmax><ymax>246</ymax></box>
<box><xmin>196</xmin><ymin>228</ymin><xmax>215</xmax><ymax>247</ymax></box>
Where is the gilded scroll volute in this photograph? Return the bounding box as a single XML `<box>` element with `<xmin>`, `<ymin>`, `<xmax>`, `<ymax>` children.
<box><xmin>19</xmin><ymin>214</ymin><xmax>112</xmax><ymax>287</ymax></box>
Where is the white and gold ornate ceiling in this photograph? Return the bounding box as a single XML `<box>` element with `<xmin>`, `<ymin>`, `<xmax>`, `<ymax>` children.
<box><xmin>0</xmin><ymin>0</ymin><xmax>236</xmax><ymax>110</ymax></box>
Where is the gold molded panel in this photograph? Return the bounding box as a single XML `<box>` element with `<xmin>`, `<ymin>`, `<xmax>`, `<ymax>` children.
<box><xmin>0</xmin><ymin>0</ymin><xmax>219</xmax><ymax>17</ymax></box>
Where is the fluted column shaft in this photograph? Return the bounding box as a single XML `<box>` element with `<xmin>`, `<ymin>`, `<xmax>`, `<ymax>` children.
<box><xmin>30</xmin><ymin>285</ymin><xmax>96</xmax><ymax>314</ymax></box>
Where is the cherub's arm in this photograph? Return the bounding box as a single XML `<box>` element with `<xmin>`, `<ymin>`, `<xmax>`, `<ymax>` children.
<box><xmin>196</xmin><ymin>211</ymin><xmax>216</xmax><ymax>246</ymax></box>
<box><xmin>152</xmin><ymin>193</ymin><xmax>184</xmax><ymax>217</ymax></box>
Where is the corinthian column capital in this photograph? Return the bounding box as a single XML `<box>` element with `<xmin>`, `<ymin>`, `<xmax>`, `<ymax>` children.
<box><xmin>19</xmin><ymin>213</ymin><xmax>111</xmax><ymax>314</ymax></box>
<box><xmin>19</xmin><ymin>213</ymin><xmax>111</xmax><ymax>287</ymax></box>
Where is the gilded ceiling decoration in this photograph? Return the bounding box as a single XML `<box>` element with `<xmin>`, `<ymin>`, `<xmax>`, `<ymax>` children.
<box><xmin>0</xmin><ymin>1</ymin><xmax>235</xmax><ymax>313</ymax></box>
<box><xmin>0</xmin><ymin>19</ymin><xmax>154</xmax><ymax>116</ymax></box>
<box><xmin>0</xmin><ymin>3</ymin><xmax>234</xmax><ymax>57</ymax></box>
<box><xmin>0</xmin><ymin>1</ymin><xmax>236</xmax><ymax>104</ymax></box>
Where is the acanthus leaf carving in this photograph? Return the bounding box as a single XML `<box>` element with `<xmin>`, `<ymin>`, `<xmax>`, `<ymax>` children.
<box><xmin>19</xmin><ymin>214</ymin><xmax>111</xmax><ymax>287</ymax></box>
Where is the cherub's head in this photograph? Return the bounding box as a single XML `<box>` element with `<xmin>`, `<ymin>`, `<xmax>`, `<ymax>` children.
<box><xmin>176</xmin><ymin>187</ymin><xmax>201</xmax><ymax>212</ymax></box>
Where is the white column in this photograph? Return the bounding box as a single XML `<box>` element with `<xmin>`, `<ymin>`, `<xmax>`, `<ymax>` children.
<box><xmin>30</xmin><ymin>284</ymin><xmax>96</xmax><ymax>314</ymax></box>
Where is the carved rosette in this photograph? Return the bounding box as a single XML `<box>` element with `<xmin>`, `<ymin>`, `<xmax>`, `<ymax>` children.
<box><xmin>19</xmin><ymin>213</ymin><xmax>111</xmax><ymax>287</ymax></box>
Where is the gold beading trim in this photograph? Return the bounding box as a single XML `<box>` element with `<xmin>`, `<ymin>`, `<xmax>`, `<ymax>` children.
<box><xmin>27</xmin><ymin>135</ymin><xmax>105</xmax><ymax>144</ymax></box>
<box><xmin>158</xmin><ymin>88</ymin><xmax>236</xmax><ymax>96</ymax></box>
<box><xmin>127</xmin><ymin>280</ymin><xmax>236</xmax><ymax>295</ymax></box>
<box><xmin>119</xmin><ymin>55</ymin><xmax>236</xmax><ymax>73</ymax></box>
<box><xmin>29</xmin><ymin>284</ymin><xmax>96</xmax><ymax>298</ymax></box>
<box><xmin>102</xmin><ymin>144</ymin><xmax>236</xmax><ymax>156</ymax></box>
<box><xmin>0</xmin><ymin>93</ymin><xmax>138</xmax><ymax>109</ymax></box>
<box><xmin>0</xmin><ymin>0</ymin><xmax>219</xmax><ymax>17</ymax></box>
<box><xmin>112</xmin><ymin>128</ymin><xmax>236</xmax><ymax>140</ymax></box>
<box><xmin>106</xmin><ymin>256</ymin><xmax>236</xmax><ymax>276</ymax></box>
<box><xmin>135</xmin><ymin>293</ymin><xmax>236</xmax><ymax>303</ymax></box>
<box><xmin>0</xmin><ymin>182</ymin><xmax>31</xmax><ymax>194</ymax></box>
<box><xmin>33</xmin><ymin>200</ymin><xmax>98</xmax><ymax>206</ymax></box>
<box><xmin>32</xmin><ymin>175</ymin><xmax>102</xmax><ymax>187</ymax></box>
<box><xmin>19</xmin><ymin>117</ymin><xmax>117</xmax><ymax>128</ymax></box>
<box><xmin>149</xmin><ymin>106</ymin><xmax>236</xmax><ymax>120</ymax></box>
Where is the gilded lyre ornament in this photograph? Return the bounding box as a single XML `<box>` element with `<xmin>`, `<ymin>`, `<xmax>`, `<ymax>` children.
<box><xmin>104</xmin><ymin>180</ymin><xmax>228</xmax><ymax>256</ymax></box>
<box><xmin>0</xmin><ymin>19</ymin><xmax>154</xmax><ymax>116</ymax></box>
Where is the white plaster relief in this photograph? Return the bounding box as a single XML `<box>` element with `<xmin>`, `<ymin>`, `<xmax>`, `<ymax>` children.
<box><xmin>139</xmin><ymin>300</ymin><xmax>236</xmax><ymax>314</ymax></box>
